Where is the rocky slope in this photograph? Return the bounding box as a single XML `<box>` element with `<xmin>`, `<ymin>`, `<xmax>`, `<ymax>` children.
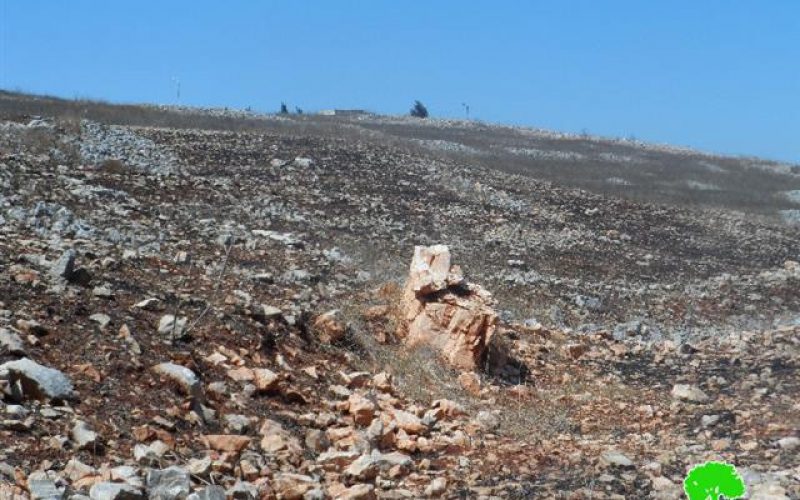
<box><xmin>0</xmin><ymin>110</ymin><xmax>798</xmax><ymax>499</ymax></box>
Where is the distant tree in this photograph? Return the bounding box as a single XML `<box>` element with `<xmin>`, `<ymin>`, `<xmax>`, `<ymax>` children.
<box><xmin>279</xmin><ymin>102</ymin><xmax>289</xmax><ymax>114</ymax></box>
<box><xmin>295</xmin><ymin>107</ymin><xmax>303</xmax><ymax>114</ymax></box>
<box><xmin>410</xmin><ymin>100</ymin><xmax>429</xmax><ymax>118</ymax></box>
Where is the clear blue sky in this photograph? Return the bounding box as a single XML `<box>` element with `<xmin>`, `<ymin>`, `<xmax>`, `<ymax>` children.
<box><xmin>1</xmin><ymin>1</ymin><xmax>798</xmax><ymax>162</ymax></box>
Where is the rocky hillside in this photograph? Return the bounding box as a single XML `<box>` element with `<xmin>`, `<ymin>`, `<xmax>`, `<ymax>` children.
<box><xmin>0</xmin><ymin>100</ymin><xmax>798</xmax><ymax>499</ymax></box>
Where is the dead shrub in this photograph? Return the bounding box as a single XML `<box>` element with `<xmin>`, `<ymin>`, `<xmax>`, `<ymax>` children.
<box><xmin>98</xmin><ymin>158</ymin><xmax>129</xmax><ymax>175</ymax></box>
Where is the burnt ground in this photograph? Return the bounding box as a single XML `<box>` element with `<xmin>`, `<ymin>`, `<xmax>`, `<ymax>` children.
<box><xmin>0</xmin><ymin>96</ymin><xmax>798</xmax><ymax>498</ymax></box>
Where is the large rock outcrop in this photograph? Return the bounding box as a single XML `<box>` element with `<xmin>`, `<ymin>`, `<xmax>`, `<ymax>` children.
<box><xmin>400</xmin><ymin>245</ymin><xmax>497</xmax><ymax>370</ymax></box>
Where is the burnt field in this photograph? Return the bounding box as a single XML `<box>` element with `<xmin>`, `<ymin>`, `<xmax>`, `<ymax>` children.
<box><xmin>0</xmin><ymin>92</ymin><xmax>798</xmax><ymax>498</ymax></box>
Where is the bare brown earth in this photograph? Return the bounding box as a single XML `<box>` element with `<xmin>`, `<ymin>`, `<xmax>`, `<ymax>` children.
<box><xmin>0</xmin><ymin>94</ymin><xmax>798</xmax><ymax>498</ymax></box>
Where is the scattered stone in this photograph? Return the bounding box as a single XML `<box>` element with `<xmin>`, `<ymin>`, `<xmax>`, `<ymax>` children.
<box><xmin>132</xmin><ymin>298</ymin><xmax>160</xmax><ymax>311</ymax></box>
<box><xmin>337</xmin><ymin>484</ymin><xmax>376</xmax><ymax>500</ymax></box>
<box><xmin>458</xmin><ymin>371</ymin><xmax>481</xmax><ymax>395</ymax></box>
<box><xmin>313</xmin><ymin>309</ymin><xmax>346</xmax><ymax>343</ymax></box>
<box><xmin>201</xmin><ymin>434</ymin><xmax>251</xmax><ymax>452</ymax></box>
<box><xmin>345</xmin><ymin>454</ymin><xmax>379</xmax><ymax>481</ymax></box>
<box><xmin>345</xmin><ymin>450</ymin><xmax>412</xmax><ymax>481</ymax></box>
<box><xmin>253</xmin><ymin>304</ymin><xmax>282</xmax><ymax>321</ymax></box>
<box><xmin>252</xmin><ymin>368</ymin><xmax>279</xmax><ymax>392</ymax></box>
<box><xmin>223</xmin><ymin>414</ymin><xmax>251</xmax><ymax>434</ymax></box>
<box><xmin>89</xmin><ymin>313</ymin><xmax>111</xmax><ymax>329</ymax></box>
<box><xmin>72</xmin><ymin>420</ymin><xmax>102</xmax><ymax>451</ymax></box>
<box><xmin>671</xmin><ymin>384</ymin><xmax>710</xmax><ymax>403</ymax></box>
<box><xmin>92</xmin><ymin>285</ymin><xmax>114</xmax><ymax>299</ymax></box>
<box><xmin>173</xmin><ymin>251</ymin><xmax>190</xmax><ymax>265</ymax></box>
<box><xmin>49</xmin><ymin>249</ymin><xmax>75</xmax><ymax>281</ymax></box>
<box><xmin>133</xmin><ymin>441</ymin><xmax>170</xmax><ymax>464</ymax></box>
<box><xmin>152</xmin><ymin>363</ymin><xmax>200</xmax><ymax>395</ymax></box>
<box><xmin>293</xmin><ymin>157</ymin><xmax>314</xmax><ymax>167</ymax></box>
<box><xmin>305</xmin><ymin>429</ymin><xmax>330</xmax><ymax>454</ymax></box>
<box><xmin>425</xmin><ymin>477</ymin><xmax>447</xmax><ymax>497</ymax></box>
<box><xmin>474</xmin><ymin>410</ymin><xmax>500</xmax><ymax>432</ymax></box>
<box><xmin>776</xmin><ymin>436</ymin><xmax>799</xmax><ymax>450</ymax></box>
<box><xmin>0</xmin><ymin>328</ymin><xmax>25</xmax><ymax>355</ymax></box>
<box><xmin>601</xmin><ymin>450</ymin><xmax>634</xmax><ymax>468</ymax></box>
<box><xmin>157</xmin><ymin>315</ymin><xmax>187</xmax><ymax>338</ymax></box>
<box><xmin>28</xmin><ymin>479</ymin><xmax>64</xmax><ymax>500</ymax></box>
<box><xmin>64</xmin><ymin>458</ymin><xmax>96</xmax><ymax>482</ymax></box>
<box><xmin>226</xmin><ymin>366</ymin><xmax>255</xmax><ymax>382</ymax></box>
<box><xmin>272</xmin><ymin>473</ymin><xmax>316</xmax><ymax>499</ymax></box>
<box><xmin>186</xmin><ymin>456</ymin><xmax>212</xmax><ymax>476</ymax></box>
<box><xmin>1</xmin><ymin>358</ymin><xmax>75</xmax><ymax>402</ymax></box>
<box><xmin>348</xmin><ymin>393</ymin><xmax>376</xmax><ymax>426</ymax></box>
<box><xmin>186</xmin><ymin>486</ymin><xmax>225</xmax><ymax>500</ymax></box>
<box><xmin>392</xmin><ymin>409</ymin><xmax>427</xmax><ymax>434</ymax></box>
<box><xmin>89</xmin><ymin>482</ymin><xmax>145</xmax><ymax>500</ymax></box>
<box><xmin>146</xmin><ymin>466</ymin><xmax>191</xmax><ymax>500</ymax></box>
<box><xmin>16</xmin><ymin>319</ymin><xmax>48</xmax><ymax>336</ymax></box>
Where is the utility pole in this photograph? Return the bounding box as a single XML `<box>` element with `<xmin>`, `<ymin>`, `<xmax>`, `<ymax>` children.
<box><xmin>171</xmin><ymin>77</ymin><xmax>181</xmax><ymax>104</ymax></box>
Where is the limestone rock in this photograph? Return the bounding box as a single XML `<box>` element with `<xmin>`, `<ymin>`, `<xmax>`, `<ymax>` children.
<box><xmin>776</xmin><ymin>436</ymin><xmax>799</xmax><ymax>450</ymax></box>
<box><xmin>49</xmin><ymin>249</ymin><xmax>75</xmax><ymax>281</ymax></box>
<box><xmin>226</xmin><ymin>481</ymin><xmax>259</xmax><ymax>500</ymax></box>
<box><xmin>89</xmin><ymin>313</ymin><xmax>111</xmax><ymax>329</ymax></box>
<box><xmin>337</xmin><ymin>484</ymin><xmax>376</xmax><ymax>500</ymax></box>
<box><xmin>392</xmin><ymin>409</ymin><xmax>427</xmax><ymax>434</ymax></box>
<box><xmin>152</xmin><ymin>363</ymin><xmax>200</xmax><ymax>396</ymax></box>
<box><xmin>293</xmin><ymin>157</ymin><xmax>314</xmax><ymax>168</ymax></box>
<box><xmin>347</xmin><ymin>393</ymin><xmax>376</xmax><ymax>426</ymax></box>
<box><xmin>186</xmin><ymin>486</ymin><xmax>225</xmax><ymax>500</ymax></box>
<box><xmin>72</xmin><ymin>420</ymin><xmax>102</xmax><ymax>451</ymax></box>
<box><xmin>425</xmin><ymin>477</ymin><xmax>447</xmax><ymax>497</ymax></box>
<box><xmin>272</xmin><ymin>473</ymin><xmax>317</xmax><ymax>499</ymax></box>
<box><xmin>132</xmin><ymin>298</ymin><xmax>160</xmax><ymax>311</ymax></box>
<box><xmin>201</xmin><ymin>434</ymin><xmax>251</xmax><ymax>452</ymax></box>
<box><xmin>89</xmin><ymin>482</ymin><xmax>144</xmax><ymax>500</ymax></box>
<box><xmin>28</xmin><ymin>479</ymin><xmax>64</xmax><ymax>500</ymax></box>
<box><xmin>313</xmin><ymin>309</ymin><xmax>346</xmax><ymax>344</ymax></box>
<box><xmin>1</xmin><ymin>358</ymin><xmax>75</xmax><ymax>402</ymax></box>
<box><xmin>0</xmin><ymin>328</ymin><xmax>25</xmax><ymax>355</ymax></box>
<box><xmin>400</xmin><ymin>245</ymin><xmax>497</xmax><ymax>370</ymax></box>
<box><xmin>92</xmin><ymin>285</ymin><xmax>114</xmax><ymax>299</ymax></box>
<box><xmin>146</xmin><ymin>466</ymin><xmax>190</xmax><ymax>500</ymax></box>
<box><xmin>253</xmin><ymin>368</ymin><xmax>279</xmax><ymax>392</ymax></box>
<box><xmin>158</xmin><ymin>315</ymin><xmax>187</xmax><ymax>338</ymax></box>
<box><xmin>345</xmin><ymin>450</ymin><xmax>412</xmax><ymax>480</ymax></box>
<box><xmin>601</xmin><ymin>450</ymin><xmax>634</xmax><ymax>468</ymax></box>
<box><xmin>671</xmin><ymin>384</ymin><xmax>709</xmax><ymax>403</ymax></box>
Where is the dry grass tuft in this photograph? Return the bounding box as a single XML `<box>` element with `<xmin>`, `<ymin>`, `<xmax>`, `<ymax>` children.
<box><xmin>98</xmin><ymin>158</ymin><xmax>129</xmax><ymax>175</ymax></box>
<box><xmin>334</xmin><ymin>283</ymin><xmax>578</xmax><ymax>441</ymax></box>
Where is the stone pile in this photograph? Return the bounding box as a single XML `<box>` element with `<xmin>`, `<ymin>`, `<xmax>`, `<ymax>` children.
<box><xmin>400</xmin><ymin>245</ymin><xmax>497</xmax><ymax>371</ymax></box>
